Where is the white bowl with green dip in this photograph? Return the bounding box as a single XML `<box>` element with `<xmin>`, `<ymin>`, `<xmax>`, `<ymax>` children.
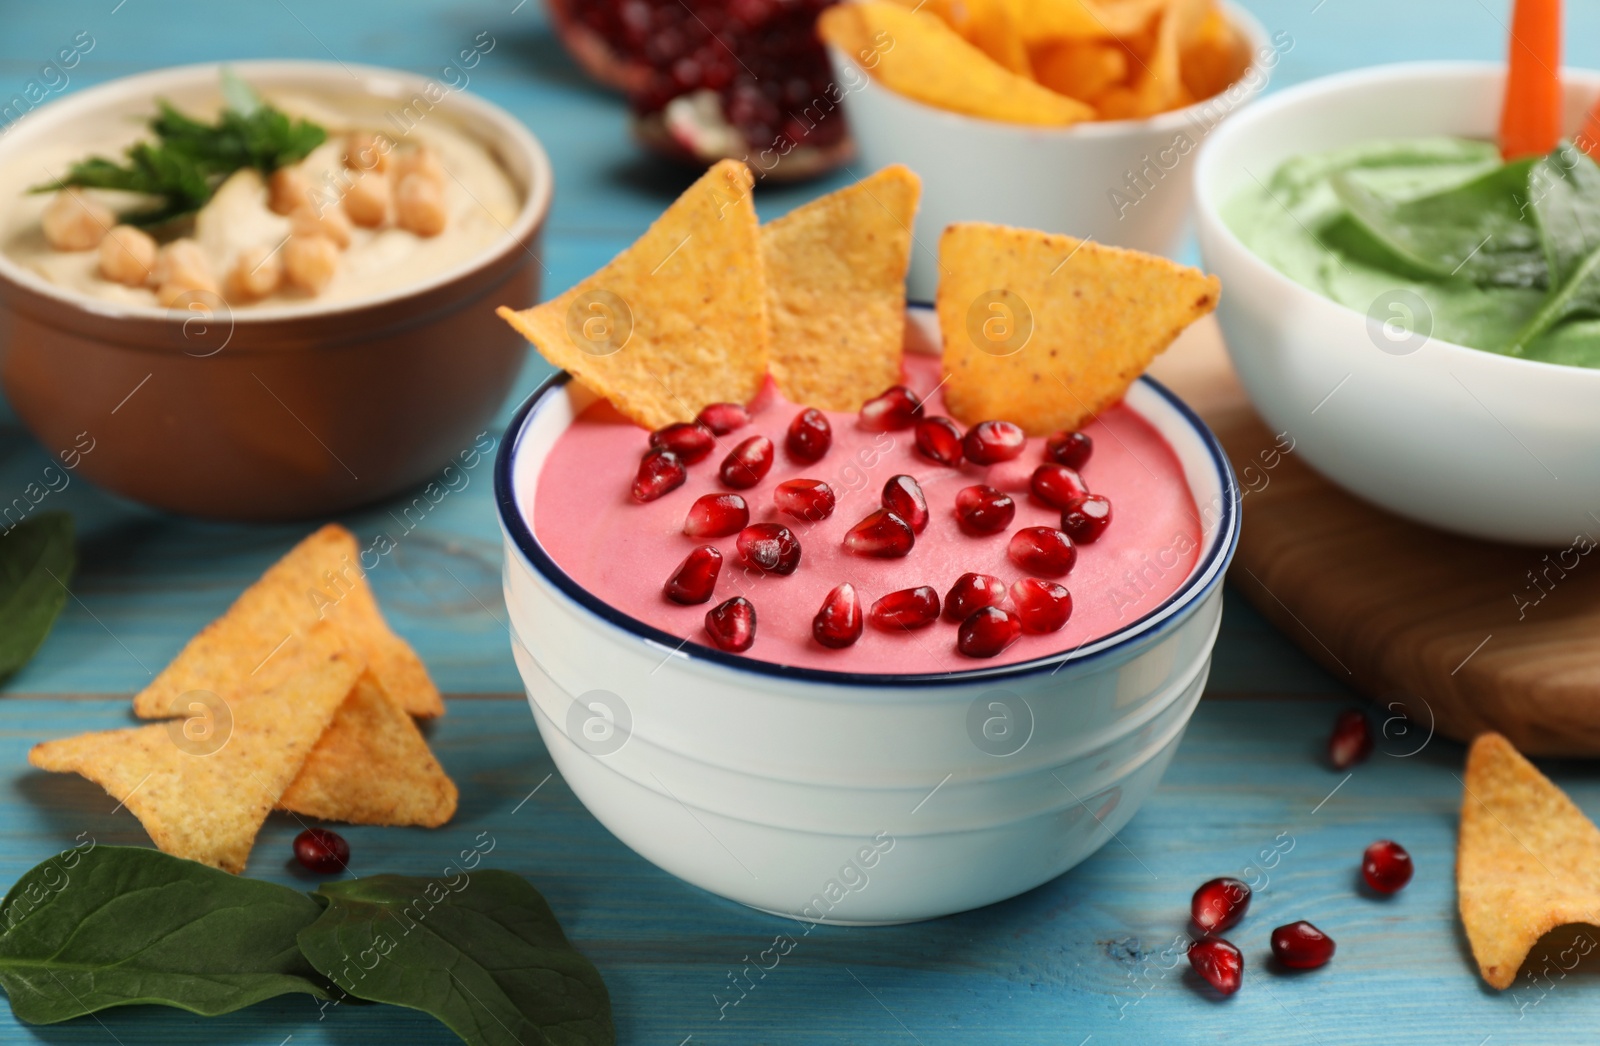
<box><xmin>1195</xmin><ymin>61</ymin><xmax>1600</xmax><ymax>546</ymax></box>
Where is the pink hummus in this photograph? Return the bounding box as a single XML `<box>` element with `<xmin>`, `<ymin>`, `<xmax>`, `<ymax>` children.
<box><xmin>530</xmin><ymin>355</ymin><xmax>1201</xmax><ymax>674</ymax></box>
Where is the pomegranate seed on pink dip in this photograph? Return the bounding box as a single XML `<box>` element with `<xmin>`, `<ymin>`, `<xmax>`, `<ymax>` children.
<box><xmin>529</xmin><ymin>355</ymin><xmax>1201</xmax><ymax>673</ymax></box>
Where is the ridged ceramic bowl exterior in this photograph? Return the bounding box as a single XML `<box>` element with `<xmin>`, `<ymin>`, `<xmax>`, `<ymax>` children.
<box><xmin>1195</xmin><ymin>62</ymin><xmax>1600</xmax><ymax>546</ymax></box>
<box><xmin>831</xmin><ymin>1</ymin><xmax>1274</xmax><ymax>300</ymax></box>
<box><xmin>0</xmin><ymin>61</ymin><xmax>551</xmax><ymax>520</ymax></box>
<box><xmin>496</xmin><ymin>316</ymin><xmax>1239</xmax><ymax>922</ymax></box>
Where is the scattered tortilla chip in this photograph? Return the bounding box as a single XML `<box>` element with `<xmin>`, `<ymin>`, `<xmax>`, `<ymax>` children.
<box><xmin>1458</xmin><ymin>733</ymin><xmax>1600</xmax><ymax>990</ymax></box>
<box><xmin>762</xmin><ymin>165</ymin><xmax>920</xmax><ymax>412</ymax></box>
<box><xmin>31</xmin><ymin>625</ymin><xmax>363</xmax><ymax>874</ymax></box>
<box><xmin>1031</xmin><ymin>39</ymin><xmax>1129</xmax><ymax>101</ymax></box>
<box><xmin>497</xmin><ymin>160</ymin><xmax>767</xmax><ymax>430</ymax></box>
<box><xmin>819</xmin><ymin>3</ymin><xmax>1094</xmax><ymax>126</ymax></box>
<box><xmin>279</xmin><ymin>671</ymin><xmax>457</xmax><ymax>827</ymax></box>
<box><xmin>936</xmin><ymin>222</ymin><xmax>1219</xmax><ymax>434</ymax></box>
<box><xmin>131</xmin><ymin>524</ymin><xmax>440</xmax><ymax>720</ymax></box>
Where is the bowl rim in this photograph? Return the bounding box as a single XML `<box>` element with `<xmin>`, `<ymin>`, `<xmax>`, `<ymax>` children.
<box><xmin>0</xmin><ymin>58</ymin><xmax>553</xmax><ymax>324</ymax></box>
<box><xmin>825</xmin><ymin>0</ymin><xmax>1273</xmax><ymax>139</ymax></box>
<box><xmin>493</xmin><ymin>312</ymin><xmax>1242</xmax><ymax>689</ymax></box>
<box><xmin>1193</xmin><ymin>57</ymin><xmax>1600</xmax><ymax>381</ymax></box>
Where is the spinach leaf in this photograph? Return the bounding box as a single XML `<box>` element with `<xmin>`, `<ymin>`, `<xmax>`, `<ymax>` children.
<box><xmin>298</xmin><ymin>872</ymin><xmax>614</xmax><ymax>1046</ymax></box>
<box><xmin>0</xmin><ymin>846</ymin><xmax>331</xmax><ymax>1024</ymax></box>
<box><xmin>1506</xmin><ymin>144</ymin><xmax>1600</xmax><ymax>353</ymax></box>
<box><xmin>0</xmin><ymin>512</ymin><xmax>74</xmax><ymax>681</ymax></box>
<box><xmin>1332</xmin><ymin>159</ymin><xmax>1547</xmax><ymax>288</ymax></box>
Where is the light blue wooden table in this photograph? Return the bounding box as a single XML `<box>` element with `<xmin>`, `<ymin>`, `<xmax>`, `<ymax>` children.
<box><xmin>2</xmin><ymin>2</ymin><xmax>1597</xmax><ymax>1042</ymax></box>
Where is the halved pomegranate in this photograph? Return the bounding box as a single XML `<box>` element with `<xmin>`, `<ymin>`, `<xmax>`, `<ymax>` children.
<box><xmin>546</xmin><ymin>0</ymin><xmax>852</xmax><ymax>180</ymax></box>
<box><xmin>774</xmin><ymin>478</ymin><xmax>836</xmax><ymax>521</ymax></box>
<box><xmin>915</xmin><ymin>416</ymin><xmax>964</xmax><ymax>467</ymax></box>
<box><xmin>812</xmin><ymin>582</ymin><xmax>863</xmax><ymax>648</ymax></box>
<box><xmin>1010</xmin><ymin>578</ymin><xmax>1072</xmax><ymax>633</ymax></box>
<box><xmin>944</xmin><ymin>572</ymin><xmax>1006</xmax><ymax>621</ymax></box>
<box><xmin>858</xmin><ymin>385</ymin><xmax>923</xmax><ymax>431</ymax></box>
<box><xmin>882</xmin><ymin>475</ymin><xmax>929</xmax><ymax>534</ymax></box>
<box><xmin>736</xmin><ymin>523</ymin><xmax>801</xmax><ymax>575</ymax></box>
<box><xmin>632</xmin><ymin>448</ymin><xmax>686</xmax><ymax>502</ymax></box>
<box><xmin>719</xmin><ymin>435</ymin><xmax>775</xmax><ymax>489</ymax></box>
<box><xmin>842</xmin><ymin>509</ymin><xmax>915</xmax><ymax>557</ymax></box>
<box><xmin>957</xmin><ymin>607</ymin><xmax>1022</xmax><ymax>658</ymax></box>
<box><xmin>664</xmin><ymin>546</ymin><xmax>722</xmax><ymax>604</ymax></box>
<box><xmin>705</xmin><ymin>595</ymin><xmax>756</xmax><ymax>652</ymax></box>
<box><xmin>869</xmin><ymin>586</ymin><xmax>940</xmax><ymax>631</ymax></box>
<box><xmin>650</xmin><ymin>421</ymin><xmax>715</xmax><ymax>464</ymax></box>
<box><xmin>683</xmin><ymin>493</ymin><xmax>749</xmax><ymax>537</ymax></box>
<box><xmin>954</xmin><ymin>485</ymin><xmax>1015</xmax><ymax>534</ymax></box>
<box><xmin>962</xmin><ymin>420</ymin><xmax>1026</xmax><ymax>465</ymax></box>
<box><xmin>1008</xmin><ymin>527</ymin><xmax>1076</xmax><ymax>576</ymax></box>
<box><xmin>786</xmin><ymin>407</ymin><xmax>832</xmax><ymax>463</ymax></box>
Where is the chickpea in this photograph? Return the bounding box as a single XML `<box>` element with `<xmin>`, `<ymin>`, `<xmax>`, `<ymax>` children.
<box><xmin>342</xmin><ymin>170</ymin><xmax>390</xmax><ymax>228</ymax></box>
<box><xmin>395</xmin><ymin>173</ymin><xmax>447</xmax><ymax>237</ymax></box>
<box><xmin>42</xmin><ymin>189</ymin><xmax>113</xmax><ymax>251</ymax></box>
<box><xmin>283</xmin><ymin>233</ymin><xmax>339</xmax><ymax>295</ymax></box>
<box><xmin>392</xmin><ymin>145</ymin><xmax>445</xmax><ymax>188</ymax></box>
<box><xmin>343</xmin><ymin>131</ymin><xmax>392</xmax><ymax>173</ymax></box>
<box><xmin>226</xmin><ymin>244</ymin><xmax>283</xmax><ymax>302</ymax></box>
<box><xmin>269</xmin><ymin>166</ymin><xmax>311</xmax><ymax>216</ymax></box>
<box><xmin>97</xmin><ymin>224</ymin><xmax>157</xmax><ymax>286</ymax></box>
<box><xmin>290</xmin><ymin>203</ymin><xmax>352</xmax><ymax>249</ymax></box>
<box><xmin>152</xmin><ymin>239</ymin><xmax>220</xmax><ymax>307</ymax></box>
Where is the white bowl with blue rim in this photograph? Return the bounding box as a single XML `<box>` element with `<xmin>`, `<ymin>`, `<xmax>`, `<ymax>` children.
<box><xmin>494</xmin><ymin>307</ymin><xmax>1240</xmax><ymax>923</ymax></box>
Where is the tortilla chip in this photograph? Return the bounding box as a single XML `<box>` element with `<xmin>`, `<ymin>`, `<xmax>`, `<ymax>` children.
<box><xmin>131</xmin><ymin>525</ymin><xmax>441</xmax><ymax>721</ymax></box>
<box><xmin>888</xmin><ymin>0</ymin><xmax>1032</xmax><ymax>73</ymax></box>
<box><xmin>31</xmin><ymin>625</ymin><xmax>362</xmax><ymax>874</ymax></box>
<box><xmin>1097</xmin><ymin>1</ymin><xmax>1187</xmax><ymax>118</ymax></box>
<box><xmin>762</xmin><ymin>165</ymin><xmax>920</xmax><ymax>412</ymax></box>
<box><xmin>1180</xmin><ymin>9</ymin><xmax>1251</xmax><ymax>101</ymax></box>
<box><xmin>278</xmin><ymin>671</ymin><xmax>458</xmax><ymax>827</ymax></box>
<box><xmin>497</xmin><ymin>160</ymin><xmax>767</xmax><ymax>431</ymax></box>
<box><xmin>1458</xmin><ymin>733</ymin><xmax>1600</xmax><ymax>990</ymax></box>
<box><xmin>1013</xmin><ymin>0</ymin><xmax>1163</xmax><ymax>42</ymax></box>
<box><xmin>936</xmin><ymin>222</ymin><xmax>1219</xmax><ymax>434</ymax></box>
<box><xmin>1031</xmin><ymin>39</ymin><xmax>1129</xmax><ymax>101</ymax></box>
<box><xmin>819</xmin><ymin>3</ymin><xmax>1094</xmax><ymax>126</ymax></box>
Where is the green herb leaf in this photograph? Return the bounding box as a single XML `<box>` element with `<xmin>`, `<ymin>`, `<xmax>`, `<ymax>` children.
<box><xmin>32</xmin><ymin>76</ymin><xmax>326</xmax><ymax>227</ymax></box>
<box><xmin>298</xmin><ymin>872</ymin><xmax>615</xmax><ymax>1046</ymax></box>
<box><xmin>1506</xmin><ymin>144</ymin><xmax>1600</xmax><ymax>354</ymax></box>
<box><xmin>1331</xmin><ymin>159</ymin><xmax>1548</xmax><ymax>289</ymax></box>
<box><xmin>0</xmin><ymin>512</ymin><xmax>73</xmax><ymax>681</ymax></box>
<box><xmin>0</xmin><ymin>846</ymin><xmax>332</xmax><ymax>1024</ymax></box>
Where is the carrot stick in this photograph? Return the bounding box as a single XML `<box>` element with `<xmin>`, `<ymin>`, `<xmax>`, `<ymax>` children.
<box><xmin>1498</xmin><ymin>0</ymin><xmax>1563</xmax><ymax>160</ymax></box>
<box><xmin>1578</xmin><ymin>96</ymin><xmax>1600</xmax><ymax>159</ymax></box>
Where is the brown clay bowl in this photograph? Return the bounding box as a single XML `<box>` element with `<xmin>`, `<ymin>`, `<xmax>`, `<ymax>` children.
<box><xmin>0</xmin><ymin>60</ymin><xmax>551</xmax><ymax>520</ymax></box>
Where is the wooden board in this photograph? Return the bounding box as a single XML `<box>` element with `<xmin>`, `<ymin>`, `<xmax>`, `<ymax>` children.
<box><xmin>1150</xmin><ymin>318</ymin><xmax>1600</xmax><ymax>757</ymax></box>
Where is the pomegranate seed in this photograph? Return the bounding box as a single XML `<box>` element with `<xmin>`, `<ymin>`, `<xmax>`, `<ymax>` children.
<box><xmin>1362</xmin><ymin>840</ymin><xmax>1413</xmax><ymax>894</ymax></box>
<box><xmin>1008</xmin><ymin>527</ymin><xmax>1076</xmax><ymax>576</ymax></box>
<box><xmin>1010</xmin><ymin>578</ymin><xmax>1072</xmax><ymax>633</ymax></box>
<box><xmin>785</xmin><ymin>407</ymin><xmax>832</xmax><ymax>463</ymax></box>
<box><xmin>719</xmin><ymin>435</ymin><xmax>774</xmax><ymax>489</ymax></box>
<box><xmin>944</xmin><ymin>572</ymin><xmax>1007</xmax><ymax>621</ymax></box>
<box><xmin>954</xmin><ymin>485</ymin><xmax>1015</xmax><ymax>534</ymax></box>
<box><xmin>858</xmin><ymin>385</ymin><xmax>923</xmax><ymax>431</ymax></box>
<box><xmin>957</xmin><ymin>606</ymin><xmax>1022</xmax><ymax>658</ymax></box>
<box><xmin>1271</xmin><ymin>921</ymin><xmax>1335</xmax><ymax>969</ymax></box>
<box><xmin>1187</xmin><ymin>938</ymin><xmax>1243</xmax><ymax>996</ymax></box>
<box><xmin>869</xmin><ymin>585</ymin><xmax>941</xmax><ymax>631</ymax></box>
<box><xmin>683</xmin><ymin>493</ymin><xmax>748</xmax><ymax>537</ymax></box>
<box><xmin>914</xmin><ymin>416</ymin><xmax>965</xmax><ymax>466</ymax></box>
<box><xmin>812</xmin><ymin>582</ymin><xmax>863</xmax><ymax>649</ymax></box>
<box><xmin>705</xmin><ymin>596</ymin><xmax>756</xmax><ymax>652</ymax></box>
<box><xmin>774</xmin><ymin>478</ymin><xmax>836</xmax><ymax>521</ymax></box>
<box><xmin>843</xmin><ymin>509</ymin><xmax>915</xmax><ymax>558</ymax></box>
<box><xmin>962</xmin><ymin>419</ymin><xmax>1026</xmax><ymax>465</ymax></box>
<box><xmin>294</xmin><ymin>828</ymin><xmax>350</xmax><ymax>874</ymax></box>
<box><xmin>649</xmin><ymin>421</ymin><xmax>715</xmax><ymax>464</ymax></box>
<box><xmin>1046</xmin><ymin>430</ymin><xmax>1094</xmax><ymax>468</ymax></box>
<box><xmin>632</xmin><ymin>448</ymin><xmax>686</xmax><ymax>502</ymax></box>
<box><xmin>1328</xmin><ymin>709</ymin><xmax>1374</xmax><ymax>769</ymax></box>
<box><xmin>1190</xmin><ymin>877</ymin><xmax>1251</xmax><ymax>934</ymax></box>
<box><xmin>1030</xmin><ymin>464</ymin><xmax>1090</xmax><ymax>509</ymax></box>
<box><xmin>698</xmin><ymin>402</ymin><xmax>749</xmax><ymax>435</ymax></box>
<box><xmin>736</xmin><ymin>523</ymin><xmax>801</xmax><ymax>575</ymax></box>
<box><xmin>1062</xmin><ymin>494</ymin><xmax>1113</xmax><ymax>543</ymax></box>
<box><xmin>664</xmin><ymin>545</ymin><xmax>722</xmax><ymax>604</ymax></box>
<box><xmin>882</xmin><ymin>475</ymin><xmax>929</xmax><ymax>533</ymax></box>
